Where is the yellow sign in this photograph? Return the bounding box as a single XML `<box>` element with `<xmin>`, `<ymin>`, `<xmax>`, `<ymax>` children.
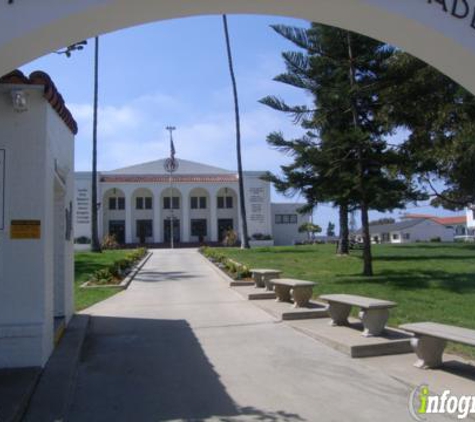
<box><xmin>10</xmin><ymin>220</ymin><xmax>41</xmax><ymax>239</ymax></box>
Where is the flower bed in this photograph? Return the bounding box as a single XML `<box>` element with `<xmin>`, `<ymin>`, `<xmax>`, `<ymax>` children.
<box><xmin>200</xmin><ymin>247</ymin><xmax>252</xmax><ymax>280</ymax></box>
<box><xmin>84</xmin><ymin>248</ymin><xmax>148</xmax><ymax>286</ymax></box>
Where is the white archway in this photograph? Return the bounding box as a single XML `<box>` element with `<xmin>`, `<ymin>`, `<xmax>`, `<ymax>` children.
<box><xmin>1</xmin><ymin>1</ymin><xmax>475</xmax><ymax>92</ymax></box>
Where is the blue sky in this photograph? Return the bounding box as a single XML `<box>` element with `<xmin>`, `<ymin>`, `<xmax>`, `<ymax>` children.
<box><xmin>20</xmin><ymin>14</ymin><xmax>463</xmax><ymax>232</ymax></box>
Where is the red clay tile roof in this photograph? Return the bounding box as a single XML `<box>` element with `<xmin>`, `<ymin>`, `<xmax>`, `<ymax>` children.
<box><xmin>433</xmin><ymin>216</ymin><xmax>467</xmax><ymax>225</ymax></box>
<box><xmin>404</xmin><ymin>213</ymin><xmax>466</xmax><ymax>225</ymax></box>
<box><xmin>0</xmin><ymin>69</ymin><xmax>78</xmax><ymax>135</ymax></box>
<box><xmin>100</xmin><ymin>175</ymin><xmax>239</xmax><ymax>184</ymax></box>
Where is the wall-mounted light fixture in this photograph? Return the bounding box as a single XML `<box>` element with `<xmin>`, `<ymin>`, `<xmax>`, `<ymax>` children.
<box><xmin>11</xmin><ymin>89</ymin><xmax>28</xmax><ymax>112</ymax></box>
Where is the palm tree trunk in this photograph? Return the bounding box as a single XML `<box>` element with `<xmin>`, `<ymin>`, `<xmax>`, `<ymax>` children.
<box><xmin>222</xmin><ymin>15</ymin><xmax>250</xmax><ymax>249</ymax></box>
<box><xmin>91</xmin><ymin>36</ymin><xmax>101</xmax><ymax>253</ymax></box>
<box><xmin>347</xmin><ymin>31</ymin><xmax>372</xmax><ymax>275</ymax></box>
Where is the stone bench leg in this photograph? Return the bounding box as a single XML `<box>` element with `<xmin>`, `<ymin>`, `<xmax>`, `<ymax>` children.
<box><xmin>410</xmin><ymin>335</ymin><xmax>447</xmax><ymax>369</ymax></box>
<box><xmin>253</xmin><ymin>273</ymin><xmax>265</xmax><ymax>288</ymax></box>
<box><xmin>292</xmin><ymin>286</ymin><xmax>313</xmax><ymax>308</ymax></box>
<box><xmin>327</xmin><ymin>302</ymin><xmax>351</xmax><ymax>326</ymax></box>
<box><xmin>274</xmin><ymin>285</ymin><xmax>292</xmax><ymax>303</ymax></box>
<box><xmin>263</xmin><ymin>275</ymin><xmax>275</xmax><ymax>291</ymax></box>
<box><xmin>359</xmin><ymin>308</ymin><xmax>389</xmax><ymax>337</ymax></box>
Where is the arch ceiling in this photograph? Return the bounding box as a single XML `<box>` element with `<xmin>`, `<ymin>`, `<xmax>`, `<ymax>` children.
<box><xmin>1</xmin><ymin>1</ymin><xmax>475</xmax><ymax>92</ymax></box>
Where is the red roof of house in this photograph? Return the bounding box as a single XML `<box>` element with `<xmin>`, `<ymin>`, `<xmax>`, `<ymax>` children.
<box><xmin>100</xmin><ymin>175</ymin><xmax>239</xmax><ymax>184</ymax></box>
<box><xmin>433</xmin><ymin>216</ymin><xmax>467</xmax><ymax>225</ymax></box>
<box><xmin>0</xmin><ymin>69</ymin><xmax>78</xmax><ymax>135</ymax></box>
<box><xmin>403</xmin><ymin>213</ymin><xmax>466</xmax><ymax>225</ymax></box>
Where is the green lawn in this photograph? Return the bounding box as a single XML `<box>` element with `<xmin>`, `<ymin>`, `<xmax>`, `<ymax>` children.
<box><xmin>208</xmin><ymin>243</ymin><xmax>475</xmax><ymax>358</ymax></box>
<box><xmin>74</xmin><ymin>250</ymin><xmax>133</xmax><ymax>311</ymax></box>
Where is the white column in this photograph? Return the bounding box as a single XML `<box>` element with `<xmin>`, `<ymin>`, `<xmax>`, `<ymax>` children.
<box><xmin>125</xmin><ymin>191</ymin><xmax>132</xmax><ymax>244</ymax></box>
<box><xmin>210</xmin><ymin>193</ymin><xmax>218</xmax><ymax>242</ymax></box>
<box><xmin>182</xmin><ymin>191</ymin><xmax>190</xmax><ymax>243</ymax></box>
<box><xmin>153</xmin><ymin>189</ymin><xmax>161</xmax><ymax>243</ymax></box>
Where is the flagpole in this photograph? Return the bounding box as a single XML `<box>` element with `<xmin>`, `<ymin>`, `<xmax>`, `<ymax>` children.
<box><xmin>166</xmin><ymin>126</ymin><xmax>176</xmax><ymax>249</ymax></box>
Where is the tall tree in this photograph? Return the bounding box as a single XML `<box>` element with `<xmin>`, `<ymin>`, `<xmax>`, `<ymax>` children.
<box><xmin>381</xmin><ymin>52</ymin><xmax>475</xmax><ymax>210</ymax></box>
<box><xmin>222</xmin><ymin>15</ymin><xmax>250</xmax><ymax>249</ymax></box>
<box><xmin>261</xmin><ymin>23</ymin><xmax>424</xmax><ymax>275</ymax></box>
<box><xmin>91</xmin><ymin>36</ymin><xmax>101</xmax><ymax>252</ymax></box>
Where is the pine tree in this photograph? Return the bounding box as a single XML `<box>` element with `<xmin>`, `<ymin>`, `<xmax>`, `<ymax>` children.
<box><xmin>261</xmin><ymin>23</ymin><xmax>424</xmax><ymax>275</ymax></box>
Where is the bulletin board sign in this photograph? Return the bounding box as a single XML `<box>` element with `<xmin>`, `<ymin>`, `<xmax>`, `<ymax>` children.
<box><xmin>0</xmin><ymin>149</ymin><xmax>4</xmax><ymax>230</ymax></box>
<box><xmin>10</xmin><ymin>220</ymin><xmax>41</xmax><ymax>239</ymax></box>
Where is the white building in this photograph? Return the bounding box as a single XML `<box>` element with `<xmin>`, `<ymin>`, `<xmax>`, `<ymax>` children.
<box><xmin>74</xmin><ymin>159</ymin><xmax>310</xmax><ymax>247</ymax></box>
<box><xmin>0</xmin><ymin>70</ymin><xmax>76</xmax><ymax>368</ymax></box>
<box><xmin>465</xmin><ymin>207</ymin><xmax>475</xmax><ymax>238</ymax></box>
<box><xmin>355</xmin><ymin>218</ymin><xmax>454</xmax><ymax>244</ymax></box>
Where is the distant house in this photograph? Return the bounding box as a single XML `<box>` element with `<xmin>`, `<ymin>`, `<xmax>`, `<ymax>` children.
<box><xmin>403</xmin><ymin>213</ymin><xmax>470</xmax><ymax>239</ymax></box>
<box><xmin>355</xmin><ymin>218</ymin><xmax>453</xmax><ymax>244</ymax></box>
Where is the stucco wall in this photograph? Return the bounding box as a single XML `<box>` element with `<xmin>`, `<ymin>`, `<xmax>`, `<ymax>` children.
<box><xmin>0</xmin><ymin>85</ymin><xmax>74</xmax><ymax>367</ymax></box>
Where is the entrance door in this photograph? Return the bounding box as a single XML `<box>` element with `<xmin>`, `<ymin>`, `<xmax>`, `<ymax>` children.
<box><xmin>218</xmin><ymin>219</ymin><xmax>233</xmax><ymax>242</ymax></box>
<box><xmin>164</xmin><ymin>219</ymin><xmax>180</xmax><ymax>244</ymax></box>
<box><xmin>109</xmin><ymin>220</ymin><xmax>125</xmax><ymax>244</ymax></box>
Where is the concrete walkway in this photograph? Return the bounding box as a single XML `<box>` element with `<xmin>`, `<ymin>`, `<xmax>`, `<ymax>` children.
<box><xmin>66</xmin><ymin>249</ymin><xmax>446</xmax><ymax>421</ymax></box>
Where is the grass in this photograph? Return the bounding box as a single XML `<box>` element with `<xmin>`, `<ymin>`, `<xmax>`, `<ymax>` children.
<box><xmin>208</xmin><ymin>242</ymin><xmax>475</xmax><ymax>358</ymax></box>
<box><xmin>75</xmin><ymin>249</ymin><xmax>133</xmax><ymax>311</ymax></box>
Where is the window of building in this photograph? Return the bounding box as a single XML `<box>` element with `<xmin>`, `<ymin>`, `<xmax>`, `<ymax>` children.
<box><xmin>275</xmin><ymin>214</ymin><xmax>298</xmax><ymax>224</ymax></box>
<box><xmin>164</xmin><ymin>197</ymin><xmax>180</xmax><ymax>209</ymax></box>
<box><xmin>136</xmin><ymin>197</ymin><xmax>152</xmax><ymax>210</ymax></box>
<box><xmin>109</xmin><ymin>197</ymin><xmax>125</xmax><ymax>210</ymax></box>
<box><xmin>191</xmin><ymin>219</ymin><xmax>207</xmax><ymax>237</ymax></box>
<box><xmin>191</xmin><ymin>196</ymin><xmax>207</xmax><ymax>209</ymax></box>
<box><xmin>218</xmin><ymin>196</ymin><xmax>233</xmax><ymax>209</ymax></box>
<box><xmin>382</xmin><ymin>233</ymin><xmax>390</xmax><ymax>242</ymax></box>
<box><xmin>392</xmin><ymin>233</ymin><xmax>399</xmax><ymax>240</ymax></box>
<box><xmin>403</xmin><ymin>233</ymin><xmax>410</xmax><ymax>240</ymax></box>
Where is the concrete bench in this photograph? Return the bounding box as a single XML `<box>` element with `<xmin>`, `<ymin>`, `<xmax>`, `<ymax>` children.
<box><xmin>400</xmin><ymin>322</ymin><xmax>475</xmax><ymax>369</ymax></box>
<box><xmin>270</xmin><ymin>279</ymin><xmax>315</xmax><ymax>308</ymax></box>
<box><xmin>250</xmin><ymin>269</ymin><xmax>282</xmax><ymax>290</ymax></box>
<box><xmin>320</xmin><ymin>294</ymin><xmax>396</xmax><ymax>337</ymax></box>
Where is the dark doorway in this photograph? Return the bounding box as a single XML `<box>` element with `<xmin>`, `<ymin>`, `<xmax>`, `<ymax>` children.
<box><xmin>218</xmin><ymin>219</ymin><xmax>233</xmax><ymax>242</ymax></box>
<box><xmin>164</xmin><ymin>219</ymin><xmax>180</xmax><ymax>244</ymax></box>
<box><xmin>109</xmin><ymin>220</ymin><xmax>125</xmax><ymax>244</ymax></box>
<box><xmin>136</xmin><ymin>219</ymin><xmax>153</xmax><ymax>244</ymax></box>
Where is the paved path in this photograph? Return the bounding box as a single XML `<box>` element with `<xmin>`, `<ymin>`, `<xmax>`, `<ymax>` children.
<box><xmin>68</xmin><ymin>249</ymin><xmax>442</xmax><ymax>421</ymax></box>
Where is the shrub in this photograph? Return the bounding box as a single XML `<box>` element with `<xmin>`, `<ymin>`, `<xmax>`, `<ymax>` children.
<box><xmin>251</xmin><ymin>233</ymin><xmax>273</xmax><ymax>241</ymax></box>
<box><xmin>222</xmin><ymin>229</ymin><xmax>238</xmax><ymax>246</ymax></box>
<box><xmin>75</xmin><ymin>236</ymin><xmax>91</xmax><ymax>244</ymax></box>
<box><xmin>101</xmin><ymin>234</ymin><xmax>119</xmax><ymax>250</ymax></box>
<box><xmin>90</xmin><ymin>268</ymin><xmax>114</xmax><ymax>284</ymax></box>
<box><xmin>430</xmin><ymin>237</ymin><xmax>442</xmax><ymax>243</ymax></box>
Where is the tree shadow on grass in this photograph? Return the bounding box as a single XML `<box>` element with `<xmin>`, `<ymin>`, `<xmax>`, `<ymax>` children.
<box><xmin>374</xmin><ymin>254</ymin><xmax>475</xmax><ymax>262</ymax></box>
<box><xmin>335</xmin><ymin>269</ymin><xmax>475</xmax><ymax>293</ymax></box>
